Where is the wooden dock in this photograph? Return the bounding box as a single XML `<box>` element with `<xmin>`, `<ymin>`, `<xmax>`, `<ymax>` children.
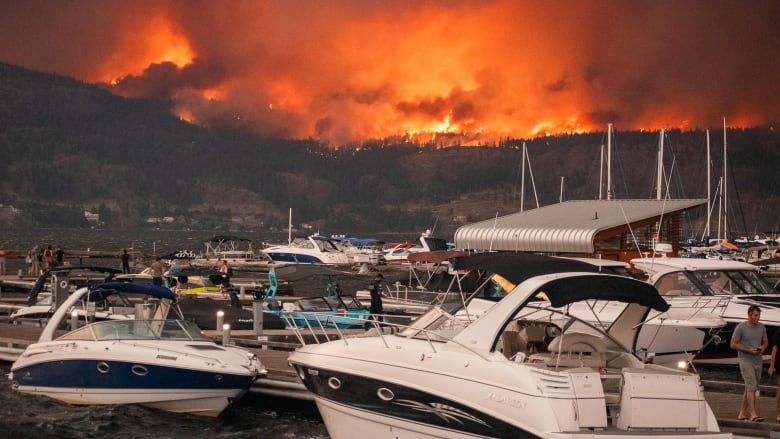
<box><xmin>1</xmin><ymin>322</ymin><xmax>779</xmax><ymax>436</ymax></box>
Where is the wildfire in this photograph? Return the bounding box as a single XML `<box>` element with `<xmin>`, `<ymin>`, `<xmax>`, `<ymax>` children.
<box><xmin>7</xmin><ymin>2</ymin><xmax>770</xmax><ymax>146</ymax></box>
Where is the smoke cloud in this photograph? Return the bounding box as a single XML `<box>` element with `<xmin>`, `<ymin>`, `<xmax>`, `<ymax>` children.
<box><xmin>1</xmin><ymin>0</ymin><xmax>778</xmax><ymax>145</ymax></box>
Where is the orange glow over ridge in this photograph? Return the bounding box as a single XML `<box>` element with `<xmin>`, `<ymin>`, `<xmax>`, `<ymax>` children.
<box><xmin>4</xmin><ymin>2</ymin><xmax>773</xmax><ymax>146</ymax></box>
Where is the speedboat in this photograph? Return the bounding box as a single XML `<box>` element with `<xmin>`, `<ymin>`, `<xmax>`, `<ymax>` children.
<box><xmin>9</xmin><ymin>282</ymin><xmax>267</xmax><ymax>416</ymax></box>
<box><xmin>382</xmin><ymin>229</ymin><xmax>449</xmax><ymax>264</ymax></box>
<box><xmin>263</xmin><ymin>234</ymin><xmax>350</xmax><ymax>265</ymax></box>
<box><xmin>449</xmin><ymin>253</ymin><xmax>726</xmax><ymax>369</ymax></box>
<box><xmin>289</xmin><ymin>266</ymin><xmax>729</xmax><ymax>438</ymax></box>
<box><xmin>631</xmin><ymin>252</ymin><xmax>780</xmax><ymax>364</ymax></box>
<box><xmin>10</xmin><ymin>266</ymin><xmax>143</xmax><ymax>324</ymax></box>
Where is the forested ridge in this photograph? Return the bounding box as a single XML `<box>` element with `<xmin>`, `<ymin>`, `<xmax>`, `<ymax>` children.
<box><xmin>1</xmin><ymin>62</ymin><xmax>778</xmax><ymax>237</ymax></box>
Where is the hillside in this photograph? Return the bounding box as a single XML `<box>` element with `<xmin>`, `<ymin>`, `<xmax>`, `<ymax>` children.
<box><xmin>1</xmin><ymin>62</ymin><xmax>778</xmax><ymax>239</ymax></box>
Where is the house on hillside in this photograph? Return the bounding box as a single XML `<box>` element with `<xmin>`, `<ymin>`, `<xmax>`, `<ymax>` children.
<box><xmin>454</xmin><ymin>199</ymin><xmax>706</xmax><ymax>262</ymax></box>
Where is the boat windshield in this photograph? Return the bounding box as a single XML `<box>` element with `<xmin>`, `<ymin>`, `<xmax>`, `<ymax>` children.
<box><xmin>689</xmin><ymin>270</ymin><xmax>778</xmax><ymax>296</ymax></box>
<box><xmin>59</xmin><ymin>319</ymin><xmax>212</xmax><ymax>342</ymax></box>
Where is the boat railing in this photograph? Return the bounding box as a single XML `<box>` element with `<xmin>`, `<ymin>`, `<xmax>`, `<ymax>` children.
<box><xmin>285</xmin><ymin>310</ymin><xmax>490</xmax><ymax>360</ymax></box>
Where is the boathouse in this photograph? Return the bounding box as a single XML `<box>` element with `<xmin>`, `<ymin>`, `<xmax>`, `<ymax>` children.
<box><xmin>453</xmin><ymin>199</ymin><xmax>707</xmax><ymax>262</ymax></box>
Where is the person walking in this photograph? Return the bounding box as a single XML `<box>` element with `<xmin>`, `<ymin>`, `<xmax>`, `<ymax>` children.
<box><xmin>150</xmin><ymin>256</ymin><xmax>165</xmax><ymax>286</ymax></box>
<box><xmin>768</xmin><ymin>324</ymin><xmax>780</xmax><ymax>421</ymax></box>
<box><xmin>364</xmin><ymin>273</ymin><xmax>384</xmax><ymax>330</ymax></box>
<box><xmin>121</xmin><ymin>249</ymin><xmax>131</xmax><ymax>274</ymax></box>
<box><xmin>731</xmin><ymin>304</ymin><xmax>768</xmax><ymax>422</ymax></box>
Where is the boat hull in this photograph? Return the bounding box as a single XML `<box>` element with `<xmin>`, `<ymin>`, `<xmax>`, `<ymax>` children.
<box><xmin>10</xmin><ymin>342</ymin><xmax>260</xmax><ymax>416</ymax></box>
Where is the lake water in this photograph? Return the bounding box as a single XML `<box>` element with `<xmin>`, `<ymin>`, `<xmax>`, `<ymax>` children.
<box><xmin>0</xmin><ymin>361</ymin><xmax>328</xmax><ymax>438</ymax></box>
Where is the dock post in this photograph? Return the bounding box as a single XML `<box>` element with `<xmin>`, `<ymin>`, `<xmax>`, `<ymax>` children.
<box><xmin>216</xmin><ymin>310</ymin><xmax>224</xmax><ymax>330</ymax></box>
<box><xmin>222</xmin><ymin>324</ymin><xmax>231</xmax><ymax>346</ymax></box>
<box><xmin>239</xmin><ymin>285</ymin><xmax>245</xmax><ymax>300</ymax></box>
<box><xmin>253</xmin><ymin>301</ymin><xmax>267</xmax><ymax>349</ymax></box>
<box><xmin>70</xmin><ymin>310</ymin><xmax>79</xmax><ymax>330</ymax></box>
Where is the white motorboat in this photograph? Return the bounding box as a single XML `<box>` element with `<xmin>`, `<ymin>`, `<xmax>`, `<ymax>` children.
<box><xmin>382</xmin><ymin>229</ymin><xmax>449</xmax><ymax>264</ymax></box>
<box><xmin>9</xmin><ymin>281</ymin><xmax>267</xmax><ymax>416</ymax></box>
<box><xmin>262</xmin><ymin>234</ymin><xmax>350</xmax><ymax>265</ymax></box>
<box><xmin>289</xmin><ymin>267</ymin><xmax>729</xmax><ymax>438</ymax></box>
<box><xmin>631</xmin><ymin>253</ymin><xmax>780</xmax><ymax>365</ymax></box>
<box><xmin>450</xmin><ymin>253</ymin><xmax>726</xmax><ymax>369</ymax></box>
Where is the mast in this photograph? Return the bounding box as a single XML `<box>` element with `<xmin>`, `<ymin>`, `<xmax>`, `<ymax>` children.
<box><xmin>599</xmin><ymin>143</ymin><xmax>604</xmax><ymax>200</ymax></box>
<box><xmin>656</xmin><ymin>128</ymin><xmax>665</xmax><ymax>200</ymax></box>
<box><xmin>288</xmin><ymin>208</ymin><xmax>292</xmax><ymax>245</ymax></box>
<box><xmin>520</xmin><ymin>142</ymin><xmax>526</xmax><ymax>212</ymax></box>
<box><xmin>559</xmin><ymin>176</ymin><xmax>565</xmax><ymax>203</ymax></box>
<box><xmin>723</xmin><ymin>117</ymin><xmax>728</xmax><ymax>240</ymax></box>
<box><xmin>607</xmin><ymin>123</ymin><xmax>613</xmax><ymax>200</ymax></box>
<box><xmin>704</xmin><ymin>130</ymin><xmax>711</xmax><ymax>239</ymax></box>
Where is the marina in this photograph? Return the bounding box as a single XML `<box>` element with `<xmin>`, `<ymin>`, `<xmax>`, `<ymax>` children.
<box><xmin>1</xmin><ymin>275</ymin><xmax>780</xmax><ymax>437</ymax></box>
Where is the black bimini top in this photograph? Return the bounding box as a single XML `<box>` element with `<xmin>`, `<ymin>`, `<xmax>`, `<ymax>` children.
<box><xmin>453</xmin><ymin>252</ymin><xmax>669</xmax><ymax>312</ymax></box>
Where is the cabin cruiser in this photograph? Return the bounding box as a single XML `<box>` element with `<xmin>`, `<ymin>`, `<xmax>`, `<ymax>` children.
<box><xmin>262</xmin><ymin>234</ymin><xmax>350</xmax><ymax>265</ymax></box>
<box><xmin>289</xmin><ymin>262</ymin><xmax>729</xmax><ymax>438</ymax></box>
<box><xmin>449</xmin><ymin>253</ymin><xmax>726</xmax><ymax>369</ymax></box>
<box><xmin>9</xmin><ymin>282</ymin><xmax>266</xmax><ymax>416</ymax></box>
<box><xmin>631</xmin><ymin>251</ymin><xmax>780</xmax><ymax>364</ymax></box>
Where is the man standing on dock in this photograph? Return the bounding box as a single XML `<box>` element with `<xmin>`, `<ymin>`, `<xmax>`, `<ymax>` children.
<box><xmin>121</xmin><ymin>249</ymin><xmax>130</xmax><ymax>274</ymax></box>
<box><xmin>731</xmin><ymin>304</ymin><xmax>768</xmax><ymax>422</ymax></box>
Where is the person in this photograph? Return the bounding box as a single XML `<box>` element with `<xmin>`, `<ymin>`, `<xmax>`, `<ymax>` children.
<box><xmin>121</xmin><ymin>249</ymin><xmax>131</xmax><ymax>274</ymax></box>
<box><xmin>55</xmin><ymin>246</ymin><xmax>64</xmax><ymax>266</ymax></box>
<box><xmin>42</xmin><ymin>245</ymin><xmax>54</xmax><ymax>270</ymax></box>
<box><xmin>769</xmin><ymin>325</ymin><xmax>780</xmax><ymax>421</ymax></box>
<box><xmin>219</xmin><ymin>260</ymin><xmax>230</xmax><ymax>298</ymax></box>
<box><xmin>0</xmin><ymin>247</ymin><xmax>5</xmax><ymax>276</ymax></box>
<box><xmin>365</xmin><ymin>273</ymin><xmax>384</xmax><ymax>330</ymax></box>
<box><xmin>731</xmin><ymin>304</ymin><xmax>768</xmax><ymax>422</ymax></box>
<box><xmin>150</xmin><ymin>256</ymin><xmax>164</xmax><ymax>286</ymax></box>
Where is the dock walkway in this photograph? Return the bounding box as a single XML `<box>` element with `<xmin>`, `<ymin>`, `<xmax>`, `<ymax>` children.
<box><xmin>0</xmin><ymin>321</ymin><xmax>779</xmax><ymax>436</ymax></box>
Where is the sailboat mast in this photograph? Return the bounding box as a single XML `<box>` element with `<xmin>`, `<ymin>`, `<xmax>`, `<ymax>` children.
<box><xmin>599</xmin><ymin>143</ymin><xmax>604</xmax><ymax>200</ymax></box>
<box><xmin>656</xmin><ymin>128</ymin><xmax>665</xmax><ymax>200</ymax></box>
<box><xmin>705</xmin><ymin>130</ymin><xmax>711</xmax><ymax>239</ymax></box>
<box><xmin>520</xmin><ymin>142</ymin><xmax>526</xmax><ymax>212</ymax></box>
<box><xmin>559</xmin><ymin>176</ymin><xmax>565</xmax><ymax>203</ymax></box>
<box><xmin>607</xmin><ymin>123</ymin><xmax>613</xmax><ymax>200</ymax></box>
<box><xmin>723</xmin><ymin>117</ymin><xmax>728</xmax><ymax>240</ymax></box>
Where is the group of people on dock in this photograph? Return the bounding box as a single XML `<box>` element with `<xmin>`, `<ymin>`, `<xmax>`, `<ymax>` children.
<box><xmin>25</xmin><ymin>245</ymin><xmax>64</xmax><ymax>276</ymax></box>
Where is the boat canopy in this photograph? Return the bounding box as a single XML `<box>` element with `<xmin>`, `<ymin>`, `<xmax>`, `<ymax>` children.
<box><xmin>407</xmin><ymin>249</ymin><xmax>471</xmax><ymax>264</ymax></box>
<box><xmin>453</xmin><ymin>252</ymin><xmax>602</xmax><ymax>283</ymax></box>
<box><xmin>88</xmin><ymin>282</ymin><xmax>177</xmax><ymax>303</ymax></box>
<box><xmin>453</xmin><ymin>252</ymin><xmax>669</xmax><ymax>311</ymax></box>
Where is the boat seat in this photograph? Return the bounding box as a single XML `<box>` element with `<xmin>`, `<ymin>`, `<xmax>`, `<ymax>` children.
<box><xmin>546</xmin><ymin>332</ymin><xmax>607</xmax><ymax>369</ymax></box>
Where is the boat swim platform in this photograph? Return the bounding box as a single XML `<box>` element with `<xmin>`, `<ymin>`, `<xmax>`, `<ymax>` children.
<box><xmin>0</xmin><ymin>322</ymin><xmax>778</xmax><ymax>435</ymax></box>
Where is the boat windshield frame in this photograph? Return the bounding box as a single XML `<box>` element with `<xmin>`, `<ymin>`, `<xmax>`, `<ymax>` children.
<box><xmin>59</xmin><ymin>319</ymin><xmax>212</xmax><ymax>342</ymax></box>
<box><xmin>688</xmin><ymin>269</ymin><xmax>779</xmax><ymax>296</ymax></box>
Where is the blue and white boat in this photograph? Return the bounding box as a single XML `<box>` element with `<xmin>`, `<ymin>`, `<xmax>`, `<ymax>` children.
<box><xmin>9</xmin><ymin>282</ymin><xmax>266</xmax><ymax>416</ymax></box>
<box><xmin>262</xmin><ymin>234</ymin><xmax>350</xmax><ymax>265</ymax></box>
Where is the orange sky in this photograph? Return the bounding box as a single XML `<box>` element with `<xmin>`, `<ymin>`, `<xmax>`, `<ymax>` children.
<box><xmin>1</xmin><ymin>0</ymin><xmax>778</xmax><ymax>146</ymax></box>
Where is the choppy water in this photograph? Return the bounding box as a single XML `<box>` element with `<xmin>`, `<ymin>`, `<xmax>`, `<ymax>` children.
<box><xmin>0</xmin><ymin>363</ymin><xmax>328</xmax><ymax>439</ymax></box>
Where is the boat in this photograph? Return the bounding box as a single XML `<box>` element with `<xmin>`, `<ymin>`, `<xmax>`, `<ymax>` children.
<box><xmin>262</xmin><ymin>234</ymin><xmax>350</xmax><ymax>266</ymax></box>
<box><xmin>261</xmin><ymin>269</ymin><xmax>369</xmax><ymax>329</ymax></box>
<box><xmin>288</xmin><ymin>258</ymin><xmax>729</xmax><ymax>438</ymax></box>
<box><xmin>9</xmin><ymin>281</ymin><xmax>267</xmax><ymax>416</ymax></box>
<box><xmin>382</xmin><ymin>229</ymin><xmax>449</xmax><ymax>264</ymax></box>
<box><xmin>450</xmin><ymin>252</ymin><xmax>726</xmax><ymax>369</ymax></box>
<box><xmin>630</xmin><ymin>248</ymin><xmax>780</xmax><ymax>365</ymax></box>
<box><xmin>189</xmin><ymin>235</ymin><xmax>274</xmax><ymax>270</ymax></box>
<box><xmin>9</xmin><ymin>266</ymin><xmax>143</xmax><ymax>325</ymax></box>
